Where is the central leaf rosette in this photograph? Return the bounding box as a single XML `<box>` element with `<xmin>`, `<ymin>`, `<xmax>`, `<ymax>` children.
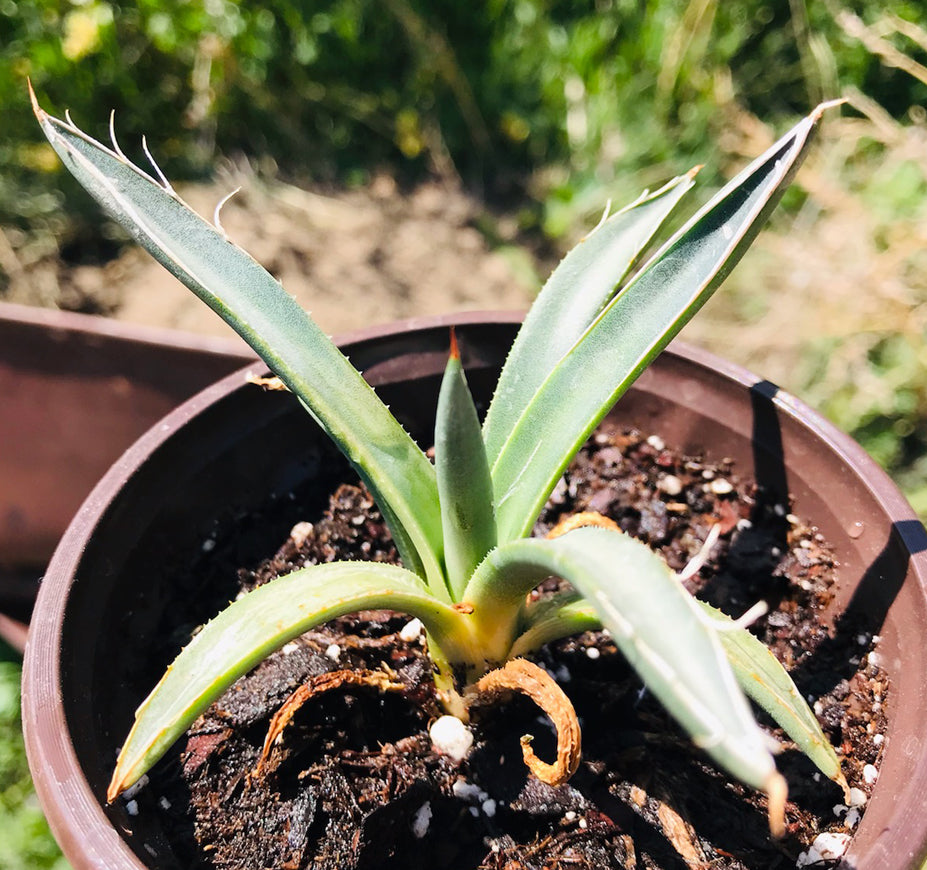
<box><xmin>31</xmin><ymin>87</ymin><xmax>846</xmax><ymax>827</ymax></box>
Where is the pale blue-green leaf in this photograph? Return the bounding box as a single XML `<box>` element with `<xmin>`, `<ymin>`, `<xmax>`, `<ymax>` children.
<box><xmin>491</xmin><ymin>106</ymin><xmax>829</xmax><ymax>543</ymax></box>
<box><xmin>483</xmin><ymin>172</ymin><xmax>696</xmax><ymax>462</ymax></box>
<box><xmin>32</xmin><ymin>94</ymin><xmax>444</xmax><ymax>591</ymax></box>
<box><xmin>508</xmin><ymin>587</ymin><xmax>845</xmax><ymax>789</ymax></box>
<box><xmin>464</xmin><ymin>527</ymin><xmax>777</xmax><ymax>792</ymax></box>
<box><xmin>435</xmin><ymin>341</ymin><xmax>497</xmax><ymax>598</ymax></box>
<box><xmin>698</xmin><ymin>600</ymin><xmax>847</xmax><ymax>790</ymax></box>
<box><xmin>109</xmin><ymin>562</ymin><xmax>462</xmax><ymax>799</ymax></box>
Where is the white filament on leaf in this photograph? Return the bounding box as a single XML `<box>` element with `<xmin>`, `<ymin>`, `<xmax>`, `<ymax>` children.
<box><xmin>592</xmin><ymin>199</ymin><xmax>612</xmax><ymax>232</ymax></box>
<box><xmin>213</xmin><ymin>187</ymin><xmax>242</xmax><ymax>238</ymax></box>
<box><xmin>141</xmin><ymin>135</ymin><xmax>176</xmax><ymax>195</ymax></box>
<box><xmin>108</xmin><ymin>111</ymin><xmax>128</xmax><ymax>160</ymax></box>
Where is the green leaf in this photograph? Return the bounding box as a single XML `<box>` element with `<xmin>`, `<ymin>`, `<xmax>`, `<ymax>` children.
<box><xmin>483</xmin><ymin>172</ymin><xmax>696</xmax><ymax>463</ymax></box>
<box><xmin>491</xmin><ymin>106</ymin><xmax>829</xmax><ymax>543</ymax></box>
<box><xmin>31</xmin><ymin>92</ymin><xmax>445</xmax><ymax>593</ymax></box>
<box><xmin>465</xmin><ymin>527</ymin><xmax>778</xmax><ymax>793</ymax></box>
<box><xmin>508</xmin><ymin>591</ymin><xmax>598</xmax><ymax>658</ymax></box>
<box><xmin>435</xmin><ymin>331</ymin><xmax>497</xmax><ymax>597</ymax></box>
<box><xmin>109</xmin><ymin>561</ymin><xmax>463</xmax><ymax>800</ymax></box>
<box><xmin>698</xmin><ymin>601</ymin><xmax>847</xmax><ymax>791</ymax></box>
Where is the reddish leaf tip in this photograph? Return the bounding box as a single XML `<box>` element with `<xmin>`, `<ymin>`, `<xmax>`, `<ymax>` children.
<box><xmin>27</xmin><ymin>78</ymin><xmax>45</xmax><ymax>121</ymax></box>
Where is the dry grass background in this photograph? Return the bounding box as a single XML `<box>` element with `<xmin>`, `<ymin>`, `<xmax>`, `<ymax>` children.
<box><xmin>689</xmin><ymin>99</ymin><xmax>927</xmax><ymax>389</ymax></box>
<box><xmin>686</xmin><ymin>100</ymin><xmax>927</xmax><ymax>512</ymax></box>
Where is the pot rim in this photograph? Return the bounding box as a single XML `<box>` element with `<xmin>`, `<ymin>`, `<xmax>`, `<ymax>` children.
<box><xmin>22</xmin><ymin>311</ymin><xmax>927</xmax><ymax>869</ymax></box>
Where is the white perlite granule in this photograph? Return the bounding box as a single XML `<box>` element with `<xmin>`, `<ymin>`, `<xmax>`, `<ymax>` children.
<box><xmin>289</xmin><ymin>521</ymin><xmax>314</xmax><ymax>549</ymax></box>
<box><xmin>848</xmin><ymin>787</ymin><xmax>867</xmax><ymax>807</ymax></box>
<box><xmin>411</xmin><ymin>802</ymin><xmax>432</xmax><ymax>838</ymax></box>
<box><xmin>658</xmin><ymin>475</ymin><xmax>683</xmax><ymax>496</ymax></box>
<box><xmin>429</xmin><ymin>715</ymin><xmax>474</xmax><ymax>762</ymax></box>
<box><xmin>452</xmin><ymin>776</ymin><xmax>497</xmax><ymax>818</ymax></box>
<box><xmin>832</xmin><ymin>786</ymin><xmax>867</xmax><ymax>829</ymax></box>
<box><xmin>796</xmin><ymin>832</ymin><xmax>851</xmax><ymax>866</ymax></box>
<box><xmin>399</xmin><ymin>618</ymin><xmax>424</xmax><ymax>642</ymax></box>
<box><xmin>122</xmin><ymin>774</ymin><xmax>149</xmax><ymax>800</ymax></box>
<box><xmin>452</xmin><ymin>779</ymin><xmax>488</xmax><ymax>803</ymax></box>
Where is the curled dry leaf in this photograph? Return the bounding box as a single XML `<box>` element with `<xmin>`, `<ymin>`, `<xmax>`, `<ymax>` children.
<box><xmin>245</xmin><ymin>373</ymin><xmax>289</xmax><ymax>391</ymax></box>
<box><xmin>546</xmin><ymin>510</ymin><xmax>621</xmax><ymax>539</ymax></box>
<box><xmin>471</xmin><ymin>658</ymin><xmax>581</xmax><ymax>787</ymax></box>
<box><xmin>766</xmin><ymin>770</ymin><xmax>788</xmax><ymax>839</ymax></box>
<box><xmin>254</xmin><ymin>668</ymin><xmax>405</xmax><ymax>777</ymax></box>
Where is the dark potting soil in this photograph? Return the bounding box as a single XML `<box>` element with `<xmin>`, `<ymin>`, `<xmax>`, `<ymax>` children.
<box><xmin>136</xmin><ymin>423</ymin><xmax>888</xmax><ymax>870</ymax></box>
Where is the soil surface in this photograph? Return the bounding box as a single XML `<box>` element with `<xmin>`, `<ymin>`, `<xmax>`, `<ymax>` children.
<box><xmin>132</xmin><ymin>424</ymin><xmax>887</xmax><ymax>870</ymax></box>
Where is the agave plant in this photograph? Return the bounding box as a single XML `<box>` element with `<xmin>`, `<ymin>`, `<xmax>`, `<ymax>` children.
<box><xmin>32</xmin><ymin>85</ymin><xmax>846</xmax><ymax>830</ymax></box>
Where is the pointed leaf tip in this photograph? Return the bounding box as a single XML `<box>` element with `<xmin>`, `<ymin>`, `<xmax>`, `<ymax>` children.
<box><xmin>814</xmin><ymin>97</ymin><xmax>848</xmax><ymax>117</ymax></box>
<box><xmin>27</xmin><ymin>78</ymin><xmax>45</xmax><ymax>121</ymax></box>
<box><xmin>448</xmin><ymin>326</ymin><xmax>460</xmax><ymax>361</ymax></box>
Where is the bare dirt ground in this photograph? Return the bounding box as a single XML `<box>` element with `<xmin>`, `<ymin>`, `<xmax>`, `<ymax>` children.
<box><xmin>8</xmin><ymin>172</ymin><xmax>540</xmax><ymax>341</ymax></box>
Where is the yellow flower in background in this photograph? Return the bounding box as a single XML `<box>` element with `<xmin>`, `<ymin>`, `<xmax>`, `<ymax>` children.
<box><xmin>62</xmin><ymin>3</ymin><xmax>114</xmax><ymax>62</ymax></box>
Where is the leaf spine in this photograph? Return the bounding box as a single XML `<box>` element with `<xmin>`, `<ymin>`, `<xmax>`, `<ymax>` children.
<box><xmin>141</xmin><ymin>134</ymin><xmax>176</xmax><ymax>196</ymax></box>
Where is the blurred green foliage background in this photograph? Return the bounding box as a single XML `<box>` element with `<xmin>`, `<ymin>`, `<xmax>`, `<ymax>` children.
<box><xmin>2</xmin><ymin>1</ymin><xmax>924</xmax><ymax>233</ymax></box>
<box><xmin>0</xmin><ymin>641</ymin><xmax>67</xmax><ymax>869</ymax></box>
<box><xmin>1</xmin><ymin>3</ymin><xmax>926</xmax><ymax>865</ymax></box>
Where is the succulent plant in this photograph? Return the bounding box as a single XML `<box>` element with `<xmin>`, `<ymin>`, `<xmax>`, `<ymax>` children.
<box><xmin>32</xmin><ymin>85</ymin><xmax>846</xmax><ymax>831</ymax></box>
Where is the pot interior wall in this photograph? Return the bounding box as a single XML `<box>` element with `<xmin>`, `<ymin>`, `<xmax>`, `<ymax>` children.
<box><xmin>32</xmin><ymin>321</ymin><xmax>927</xmax><ymax>869</ymax></box>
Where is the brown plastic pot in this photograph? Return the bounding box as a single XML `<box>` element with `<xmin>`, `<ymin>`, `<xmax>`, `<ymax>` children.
<box><xmin>22</xmin><ymin>312</ymin><xmax>927</xmax><ymax>869</ymax></box>
<box><xmin>0</xmin><ymin>301</ymin><xmax>252</xmax><ymax>651</ymax></box>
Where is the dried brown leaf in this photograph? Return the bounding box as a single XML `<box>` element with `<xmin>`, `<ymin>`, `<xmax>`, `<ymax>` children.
<box><xmin>546</xmin><ymin>510</ymin><xmax>621</xmax><ymax>539</ymax></box>
<box><xmin>471</xmin><ymin>658</ymin><xmax>581</xmax><ymax>786</ymax></box>
<box><xmin>254</xmin><ymin>668</ymin><xmax>404</xmax><ymax>777</ymax></box>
